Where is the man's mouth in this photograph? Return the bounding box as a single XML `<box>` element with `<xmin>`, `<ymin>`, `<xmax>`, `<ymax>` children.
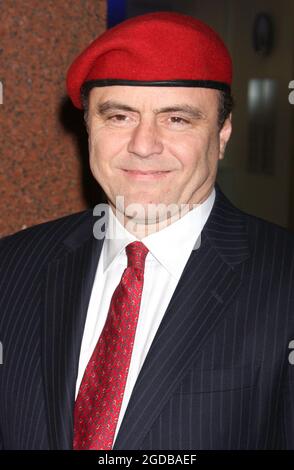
<box><xmin>122</xmin><ymin>169</ymin><xmax>172</xmax><ymax>179</ymax></box>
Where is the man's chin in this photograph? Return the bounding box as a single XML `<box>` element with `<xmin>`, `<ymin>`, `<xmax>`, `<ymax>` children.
<box><xmin>119</xmin><ymin>202</ymin><xmax>184</xmax><ymax>225</ymax></box>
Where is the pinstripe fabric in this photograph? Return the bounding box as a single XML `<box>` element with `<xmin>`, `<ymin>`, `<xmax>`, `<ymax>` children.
<box><xmin>0</xmin><ymin>183</ymin><xmax>294</xmax><ymax>449</ymax></box>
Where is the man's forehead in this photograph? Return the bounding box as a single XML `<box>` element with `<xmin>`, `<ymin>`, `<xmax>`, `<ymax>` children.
<box><xmin>88</xmin><ymin>85</ymin><xmax>219</xmax><ymax>109</ymax></box>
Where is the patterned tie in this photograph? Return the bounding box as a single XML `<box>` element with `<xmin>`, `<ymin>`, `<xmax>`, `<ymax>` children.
<box><xmin>73</xmin><ymin>241</ymin><xmax>149</xmax><ymax>450</ymax></box>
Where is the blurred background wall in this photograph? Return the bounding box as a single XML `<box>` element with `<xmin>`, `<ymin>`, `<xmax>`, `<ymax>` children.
<box><xmin>0</xmin><ymin>0</ymin><xmax>106</xmax><ymax>237</ymax></box>
<box><xmin>1</xmin><ymin>0</ymin><xmax>294</xmax><ymax>237</ymax></box>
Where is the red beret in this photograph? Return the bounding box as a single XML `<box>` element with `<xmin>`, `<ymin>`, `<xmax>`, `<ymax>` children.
<box><xmin>66</xmin><ymin>11</ymin><xmax>232</xmax><ymax>109</ymax></box>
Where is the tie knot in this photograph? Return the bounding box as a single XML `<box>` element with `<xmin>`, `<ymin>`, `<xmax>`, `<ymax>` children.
<box><xmin>126</xmin><ymin>241</ymin><xmax>149</xmax><ymax>269</ymax></box>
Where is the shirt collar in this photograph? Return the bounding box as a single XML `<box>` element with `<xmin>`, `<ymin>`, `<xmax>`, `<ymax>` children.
<box><xmin>103</xmin><ymin>187</ymin><xmax>215</xmax><ymax>278</ymax></box>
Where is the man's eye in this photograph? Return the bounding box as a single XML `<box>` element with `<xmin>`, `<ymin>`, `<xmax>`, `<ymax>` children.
<box><xmin>169</xmin><ymin>116</ymin><xmax>190</xmax><ymax>125</ymax></box>
<box><xmin>108</xmin><ymin>114</ymin><xmax>127</xmax><ymax>121</ymax></box>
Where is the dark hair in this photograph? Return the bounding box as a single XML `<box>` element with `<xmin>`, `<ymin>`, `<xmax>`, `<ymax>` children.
<box><xmin>81</xmin><ymin>83</ymin><xmax>234</xmax><ymax>129</ymax></box>
<box><xmin>217</xmin><ymin>90</ymin><xmax>234</xmax><ymax>129</ymax></box>
<box><xmin>81</xmin><ymin>83</ymin><xmax>90</xmax><ymax>125</ymax></box>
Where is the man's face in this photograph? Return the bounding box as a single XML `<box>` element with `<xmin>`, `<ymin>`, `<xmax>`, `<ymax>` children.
<box><xmin>87</xmin><ymin>85</ymin><xmax>232</xmax><ymax>224</ymax></box>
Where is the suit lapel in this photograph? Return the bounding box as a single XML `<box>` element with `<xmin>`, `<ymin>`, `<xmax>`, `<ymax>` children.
<box><xmin>113</xmin><ymin>185</ymin><xmax>251</xmax><ymax>449</ymax></box>
<box><xmin>41</xmin><ymin>212</ymin><xmax>103</xmax><ymax>449</ymax></box>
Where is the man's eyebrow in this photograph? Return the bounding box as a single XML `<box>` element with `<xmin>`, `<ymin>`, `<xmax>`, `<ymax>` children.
<box><xmin>96</xmin><ymin>100</ymin><xmax>205</xmax><ymax>119</ymax></box>
<box><xmin>154</xmin><ymin>105</ymin><xmax>206</xmax><ymax>119</ymax></box>
<box><xmin>97</xmin><ymin>100</ymin><xmax>137</xmax><ymax>114</ymax></box>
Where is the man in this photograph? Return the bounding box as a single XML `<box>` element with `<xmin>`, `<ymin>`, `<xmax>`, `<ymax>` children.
<box><xmin>0</xmin><ymin>12</ymin><xmax>294</xmax><ymax>450</ymax></box>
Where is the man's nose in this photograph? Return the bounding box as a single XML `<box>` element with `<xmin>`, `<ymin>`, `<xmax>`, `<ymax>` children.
<box><xmin>127</xmin><ymin>118</ymin><xmax>164</xmax><ymax>158</ymax></box>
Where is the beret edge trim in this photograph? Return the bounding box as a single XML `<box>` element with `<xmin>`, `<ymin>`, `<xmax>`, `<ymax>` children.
<box><xmin>81</xmin><ymin>79</ymin><xmax>231</xmax><ymax>95</ymax></box>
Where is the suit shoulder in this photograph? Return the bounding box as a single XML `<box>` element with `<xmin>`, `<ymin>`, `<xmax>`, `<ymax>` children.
<box><xmin>238</xmin><ymin>210</ymin><xmax>294</xmax><ymax>281</ymax></box>
<box><xmin>0</xmin><ymin>209</ymin><xmax>93</xmax><ymax>261</ymax></box>
<box><xmin>243</xmin><ymin>210</ymin><xmax>294</xmax><ymax>247</ymax></box>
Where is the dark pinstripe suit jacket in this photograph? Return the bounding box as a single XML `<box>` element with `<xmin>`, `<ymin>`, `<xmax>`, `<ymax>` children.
<box><xmin>0</xmin><ymin>183</ymin><xmax>294</xmax><ymax>450</ymax></box>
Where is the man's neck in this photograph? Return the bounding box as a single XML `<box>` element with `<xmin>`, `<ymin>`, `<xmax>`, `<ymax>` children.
<box><xmin>108</xmin><ymin>187</ymin><xmax>214</xmax><ymax>239</ymax></box>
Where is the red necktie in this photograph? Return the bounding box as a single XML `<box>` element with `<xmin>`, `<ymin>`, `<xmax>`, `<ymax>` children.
<box><xmin>73</xmin><ymin>241</ymin><xmax>149</xmax><ymax>450</ymax></box>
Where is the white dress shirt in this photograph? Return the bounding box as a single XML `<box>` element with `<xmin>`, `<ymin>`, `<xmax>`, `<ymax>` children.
<box><xmin>75</xmin><ymin>187</ymin><xmax>215</xmax><ymax>446</ymax></box>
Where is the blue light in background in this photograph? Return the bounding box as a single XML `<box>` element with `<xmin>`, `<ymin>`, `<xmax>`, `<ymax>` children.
<box><xmin>107</xmin><ymin>0</ymin><xmax>127</xmax><ymax>28</ymax></box>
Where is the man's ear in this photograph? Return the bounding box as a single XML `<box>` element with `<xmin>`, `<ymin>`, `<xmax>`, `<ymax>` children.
<box><xmin>219</xmin><ymin>113</ymin><xmax>232</xmax><ymax>160</ymax></box>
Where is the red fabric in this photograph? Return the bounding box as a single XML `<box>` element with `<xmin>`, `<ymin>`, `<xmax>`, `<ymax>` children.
<box><xmin>73</xmin><ymin>241</ymin><xmax>149</xmax><ymax>450</ymax></box>
<box><xmin>66</xmin><ymin>11</ymin><xmax>232</xmax><ymax>109</ymax></box>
